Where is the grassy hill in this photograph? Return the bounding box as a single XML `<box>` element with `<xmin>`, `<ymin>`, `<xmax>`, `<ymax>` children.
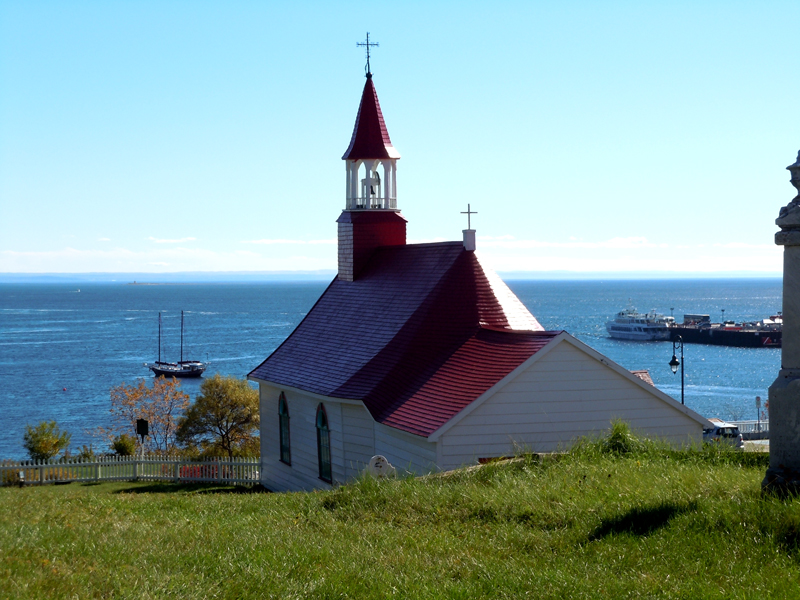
<box><xmin>1</xmin><ymin>426</ymin><xmax>798</xmax><ymax>599</ymax></box>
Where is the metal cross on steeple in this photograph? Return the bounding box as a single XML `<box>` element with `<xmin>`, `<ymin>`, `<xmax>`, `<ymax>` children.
<box><xmin>461</xmin><ymin>204</ymin><xmax>478</xmax><ymax>230</ymax></box>
<box><xmin>357</xmin><ymin>32</ymin><xmax>379</xmax><ymax>76</ymax></box>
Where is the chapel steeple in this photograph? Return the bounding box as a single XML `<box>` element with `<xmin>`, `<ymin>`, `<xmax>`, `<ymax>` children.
<box><xmin>341</xmin><ymin>72</ymin><xmax>400</xmax><ymax>210</ymax></box>
<box><xmin>337</xmin><ymin>38</ymin><xmax>406</xmax><ymax>282</ymax></box>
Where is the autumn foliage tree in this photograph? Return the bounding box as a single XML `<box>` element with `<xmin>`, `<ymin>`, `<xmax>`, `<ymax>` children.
<box><xmin>176</xmin><ymin>374</ymin><xmax>259</xmax><ymax>459</ymax></box>
<box><xmin>23</xmin><ymin>421</ymin><xmax>71</xmax><ymax>461</ymax></box>
<box><xmin>107</xmin><ymin>377</ymin><xmax>190</xmax><ymax>454</ymax></box>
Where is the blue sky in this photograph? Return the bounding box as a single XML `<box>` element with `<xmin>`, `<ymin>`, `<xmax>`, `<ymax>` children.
<box><xmin>1</xmin><ymin>1</ymin><xmax>799</xmax><ymax>275</ymax></box>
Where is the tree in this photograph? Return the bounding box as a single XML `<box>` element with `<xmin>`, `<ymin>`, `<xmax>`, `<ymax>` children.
<box><xmin>177</xmin><ymin>374</ymin><xmax>259</xmax><ymax>459</ymax></box>
<box><xmin>107</xmin><ymin>377</ymin><xmax>190</xmax><ymax>454</ymax></box>
<box><xmin>23</xmin><ymin>421</ymin><xmax>71</xmax><ymax>461</ymax></box>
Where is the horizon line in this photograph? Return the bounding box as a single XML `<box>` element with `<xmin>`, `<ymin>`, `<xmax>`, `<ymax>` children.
<box><xmin>0</xmin><ymin>269</ymin><xmax>783</xmax><ymax>283</ymax></box>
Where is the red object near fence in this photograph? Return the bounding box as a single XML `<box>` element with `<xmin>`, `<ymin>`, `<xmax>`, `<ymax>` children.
<box><xmin>179</xmin><ymin>464</ymin><xmax>218</xmax><ymax>479</ymax></box>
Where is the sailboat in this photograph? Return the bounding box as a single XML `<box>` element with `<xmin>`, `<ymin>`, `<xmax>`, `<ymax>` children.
<box><xmin>144</xmin><ymin>311</ymin><xmax>207</xmax><ymax>378</ymax></box>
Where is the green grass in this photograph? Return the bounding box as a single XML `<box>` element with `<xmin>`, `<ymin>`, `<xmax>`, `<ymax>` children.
<box><xmin>0</xmin><ymin>428</ymin><xmax>798</xmax><ymax>599</ymax></box>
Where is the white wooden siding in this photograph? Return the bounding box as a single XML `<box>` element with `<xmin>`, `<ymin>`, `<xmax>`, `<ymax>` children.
<box><xmin>374</xmin><ymin>423</ymin><xmax>438</xmax><ymax>476</ymax></box>
<box><xmin>259</xmin><ymin>382</ymin><xmax>441</xmax><ymax>489</ymax></box>
<box><xmin>258</xmin><ymin>384</ymin><xmax>340</xmax><ymax>492</ymax></box>
<box><xmin>341</xmin><ymin>403</ymin><xmax>375</xmax><ymax>480</ymax></box>
<box><xmin>438</xmin><ymin>341</ymin><xmax>702</xmax><ymax>470</ymax></box>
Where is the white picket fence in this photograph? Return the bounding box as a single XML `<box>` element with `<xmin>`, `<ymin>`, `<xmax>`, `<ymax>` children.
<box><xmin>0</xmin><ymin>455</ymin><xmax>260</xmax><ymax>487</ymax></box>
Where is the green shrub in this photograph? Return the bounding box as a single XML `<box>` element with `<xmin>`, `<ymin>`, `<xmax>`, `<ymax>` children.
<box><xmin>76</xmin><ymin>444</ymin><xmax>95</xmax><ymax>461</ymax></box>
<box><xmin>601</xmin><ymin>419</ymin><xmax>646</xmax><ymax>455</ymax></box>
<box><xmin>22</xmin><ymin>421</ymin><xmax>71</xmax><ymax>461</ymax></box>
<box><xmin>111</xmin><ymin>434</ymin><xmax>137</xmax><ymax>456</ymax></box>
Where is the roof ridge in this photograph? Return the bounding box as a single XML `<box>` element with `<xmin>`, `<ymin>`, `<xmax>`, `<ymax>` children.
<box><xmin>478</xmin><ymin>325</ymin><xmax>563</xmax><ymax>335</ymax></box>
<box><xmin>402</xmin><ymin>241</ymin><xmax>463</xmax><ymax>248</ymax></box>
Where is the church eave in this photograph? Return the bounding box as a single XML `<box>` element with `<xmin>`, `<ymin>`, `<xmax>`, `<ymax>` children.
<box><xmin>246</xmin><ymin>375</ymin><xmax>366</xmax><ymax>406</ymax></box>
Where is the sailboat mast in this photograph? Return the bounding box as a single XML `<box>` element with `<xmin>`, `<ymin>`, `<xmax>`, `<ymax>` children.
<box><xmin>181</xmin><ymin>310</ymin><xmax>184</xmax><ymax>363</ymax></box>
<box><xmin>158</xmin><ymin>312</ymin><xmax>162</xmax><ymax>363</ymax></box>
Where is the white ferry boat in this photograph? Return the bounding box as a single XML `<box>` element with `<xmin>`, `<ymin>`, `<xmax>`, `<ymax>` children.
<box><xmin>606</xmin><ymin>308</ymin><xmax>674</xmax><ymax>341</ymax></box>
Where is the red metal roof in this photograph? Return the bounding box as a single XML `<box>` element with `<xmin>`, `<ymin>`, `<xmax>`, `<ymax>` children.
<box><xmin>378</xmin><ymin>328</ymin><xmax>559</xmax><ymax>436</ymax></box>
<box><xmin>342</xmin><ymin>75</ymin><xmax>401</xmax><ymax>160</ymax></box>
<box><xmin>249</xmin><ymin>242</ymin><xmax>558</xmax><ymax>437</ymax></box>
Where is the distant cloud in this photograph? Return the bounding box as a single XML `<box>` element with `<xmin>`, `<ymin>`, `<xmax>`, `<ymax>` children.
<box><xmin>1</xmin><ymin>235</ymin><xmax>781</xmax><ymax>275</ymax></box>
<box><xmin>97</xmin><ymin>237</ymin><xmax>111</xmax><ymax>242</ymax></box>
<box><xmin>712</xmin><ymin>242</ymin><xmax>776</xmax><ymax>249</ymax></box>
<box><xmin>479</xmin><ymin>250</ymin><xmax>782</xmax><ymax>274</ymax></box>
<box><xmin>0</xmin><ymin>246</ymin><xmax>336</xmax><ymax>272</ymax></box>
<box><xmin>148</xmin><ymin>236</ymin><xmax>197</xmax><ymax>244</ymax></box>
<box><xmin>480</xmin><ymin>236</ymin><xmax>666</xmax><ymax>249</ymax></box>
<box><xmin>241</xmin><ymin>238</ymin><xmax>336</xmax><ymax>245</ymax></box>
<box><xmin>478</xmin><ymin>234</ymin><xmax>516</xmax><ymax>241</ymax></box>
<box><xmin>407</xmin><ymin>237</ymin><xmax>448</xmax><ymax>244</ymax></box>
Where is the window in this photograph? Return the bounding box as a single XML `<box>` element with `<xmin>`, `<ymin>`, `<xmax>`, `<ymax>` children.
<box><xmin>316</xmin><ymin>403</ymin><xmax>332</xmax><ymax>483</ymax></box>
<box><xmin>278</xmin><ymin>392</ymin><xmax>291</xmax><ymax>465</ymax></box>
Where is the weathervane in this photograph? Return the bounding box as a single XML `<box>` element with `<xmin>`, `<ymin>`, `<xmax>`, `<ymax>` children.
<box><xmin>461</xmin><ymin>204</ymin><xmax>478</xmax><ymax>230</ymax></box>
<box><xmin>357</xmin><ymin>32</ymin><xmax>379</xmax><ymax>77</ymax></box>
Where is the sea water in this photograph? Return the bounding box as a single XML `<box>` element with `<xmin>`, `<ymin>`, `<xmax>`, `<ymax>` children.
<box><xmin>0</xmin><ymin>279</ymin><xmax>781</xmax><ymax>459</ymax></box>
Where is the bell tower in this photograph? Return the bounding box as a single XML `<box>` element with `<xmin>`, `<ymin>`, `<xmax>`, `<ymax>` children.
<box><xmin>337</xmin><ymin>37</ymin><xmax>406</xmax><ymax>282</ymax></box>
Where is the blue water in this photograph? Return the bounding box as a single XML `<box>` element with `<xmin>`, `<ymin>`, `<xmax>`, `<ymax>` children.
<box><xmin>0</xmin><ymin>279</ymin><xmax>782</xmax><ymax>459</ymax></box>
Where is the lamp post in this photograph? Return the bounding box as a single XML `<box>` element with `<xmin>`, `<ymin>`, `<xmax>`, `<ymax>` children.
<box><xmin>669</xmin><ymin>336</ymin><xmax>685</xmax><ymax>405</ymax></box>
<box><xmin>756</xmin><ymin>396</ymin><xmax>762</xmax><ymax>433</ymax></box>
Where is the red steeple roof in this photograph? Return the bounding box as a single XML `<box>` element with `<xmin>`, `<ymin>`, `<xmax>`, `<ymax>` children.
<box><xmin>342</xmin><ymin>75</ymin><xmax>401</xmax><ymax>160</ymax></box>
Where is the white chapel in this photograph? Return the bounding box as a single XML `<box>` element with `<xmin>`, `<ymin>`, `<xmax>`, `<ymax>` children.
<box><xmin>248</xmin><ymin>63</ymin><xmax>709</xmax><ymax>492</ymax></box>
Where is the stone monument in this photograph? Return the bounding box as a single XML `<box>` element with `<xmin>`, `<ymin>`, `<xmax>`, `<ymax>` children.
<box><xmin>763</xmin><ymin>150</ymin><xmax>800</xmax><ymax>492</ymax></box>
<box><xmin>366</xmin><ymin>455</ymin><xmax>396</xmax><ymax>479</ymax></box>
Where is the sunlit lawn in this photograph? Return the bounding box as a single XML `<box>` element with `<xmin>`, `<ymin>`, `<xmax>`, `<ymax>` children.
<box><xmin>1</xmin><ymin>434</ymin><xmax>798</xmax><ymax>599</ymax></box>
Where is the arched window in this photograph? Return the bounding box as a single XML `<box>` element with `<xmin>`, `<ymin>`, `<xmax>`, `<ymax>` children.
<box><xmin>278</xmin><ymin>392</ymin><xmax>290</xmax><ymax>465</ymax></box>
<box><xmin>316</xmin><ymin>403</ymin><xmax>332</xmax><ymax>483</ymax></box>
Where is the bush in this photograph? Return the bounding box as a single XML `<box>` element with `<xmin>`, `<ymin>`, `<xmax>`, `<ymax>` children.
<box><xmin>76</xmin><ymin>445</ymin><xmax>95</xmax><ymax>461</ymax></box>
<box><xmin>601</xmin><ymin>420</ymin><xmax>645</xmax><ymax>456</ymax></box>
<box><xmin>111</xmin><ymin>434</ymin><xmax>137</xmax><ymax>456</ymax></box>
<box><xmin>22</xmin><ymin>421</ymin><xmax>71</xmax><ymax>461</ymax></box>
